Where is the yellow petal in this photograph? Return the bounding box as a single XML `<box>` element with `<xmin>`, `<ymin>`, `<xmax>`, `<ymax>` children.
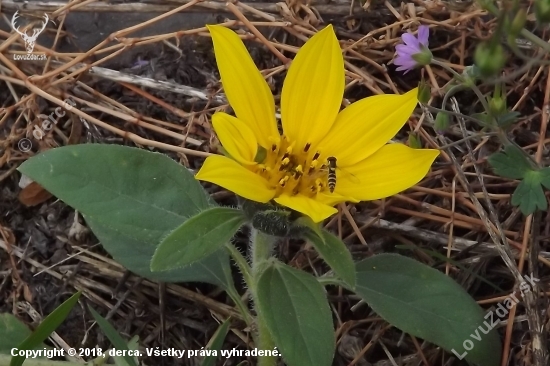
<box><xmin>213</xmin><ymin>112</ymin><xmax>258</xmax><ymax>165</ymax></box>
<box><xmin>281</xmin><ymin>25</ymin><xmax>345</xmax><ymax>149</ymax></box>
<box><xmin>196</xmin><ymin>155</ymin><xmax>275</xmax><ymax>202</ymax></box>
<box><xmin>274</xmin><ymin>194</ymin><xmax>338</xmax><ymax>223</ymax></box>
<box><xmin>338</xmin><ymin>144</ymin><xmax>439</xmax><ymax>200</ymax></box>
<box><xmin>318</xmin><ymin>88</ymin><xmax>419</xmax><ymax>167</ymax></box>
<box><xmin>316</xmin><ymin>191</ymin><xmax>358</xmax><ymax>207</ymax></box>
<box><xmin>208</xmin><ymin>25</ymin><xmax>279</xmax><ymax>148</ymax></box>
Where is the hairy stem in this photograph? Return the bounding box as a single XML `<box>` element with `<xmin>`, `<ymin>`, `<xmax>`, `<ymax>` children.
<box><xmin>249</xmin><ymin>229</ymin><xmax>277</xmax><ymax>366</ymax></box>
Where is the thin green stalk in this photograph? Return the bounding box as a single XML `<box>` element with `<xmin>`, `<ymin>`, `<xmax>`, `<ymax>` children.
<box><xmin>249</xmin><ymin>229</ymin><xmax>277</xmax><ymax>366</ymax></box>
<box><xmin>431</xmin><ymin>58</ymin><xmax>464</xmax><ymax>80</ymax></box>
<box><xmin>432</xmin><ymin>59</ymin><xmax>491</xmax><ymax>113</ymax></box>
<box><xmin>225</xmin><ymin>243</ymin><xmax>252</xmax><ymax>288</ymax></box>
<box><xmin>224</xmin><ymin>244</ymin><xmax>258</xmax><ymax>346</ymax></box>
<box><xmin>423</xmin><ymin>104</ymin><xmax>489</xmax><ymax>126</ymax></box>
<box><xmin>226</xmin><ymin>287</ymin><xmax>253</xmax><ymax>328</ymax></box>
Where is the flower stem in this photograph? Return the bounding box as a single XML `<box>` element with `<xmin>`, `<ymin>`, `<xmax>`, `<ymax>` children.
<box><xmin>250</xmin><ymin>229</ymin><xmax>274</xmax><ymax>277</ymax></box>
<box><xmin>249</xmin><ymin>229</ymin><xmax>277</xmax><ymax>366</ymax></box>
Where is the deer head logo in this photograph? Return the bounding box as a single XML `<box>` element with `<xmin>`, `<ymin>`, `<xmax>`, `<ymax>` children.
<box><xmin>11</xmin><ymin>11</ymin><xmax>49</xmax><ymax>53</ymax></box>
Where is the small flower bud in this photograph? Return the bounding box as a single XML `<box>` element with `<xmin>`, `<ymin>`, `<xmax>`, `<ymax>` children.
<box><xmin>417</xmin><ymin>80</ymin><xmax>431</xmax><ymax>104</ymax></box>
<box><xmin>408</xmin><ymin>132</ymin><xmax>423</xmax><ymax>149</ymax></box>
<box><xmin>488</xmin><ymin>96</ymin><xmax>506</xmax><ymax>117</ymax></box>
<box><xmin>252</xmin><ymin>210</ymin><xmax>292</xmax><ymax>237</ymax></box>
<box><xmin>510</xmin><ymin>8</ymin><xmax>527</xmax><ymax>36</ymax></box>
<box><xmin>434</xmin><ymin>112</ymin><xmax>451</xmax><ymax>132</ymax></box>
<box><xmin>535</xmin><ymin>0</ymin><xmax>550</xmax><ymax>23</ymax></box>
<box><xmin>474</xmin><ymin>42</ymin><xmax>507</xmax><ymax>77</ymax></box>
<box><xmin>489</xmin><ymin>97</ymin><xmax>506</xmax><ymax>117</ymax></box>
<box><xmin>488</xmin><ymin>83</ymin><xmax>507</xmax><ymax>117</ymax></box>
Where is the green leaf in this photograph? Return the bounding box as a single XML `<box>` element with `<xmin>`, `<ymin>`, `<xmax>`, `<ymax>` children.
<box><xmin>539</xmin><ymin>167</ymin><xmax>550</xmax><ymax>189</ymax></box>
<box><xmin>113</xmin><ymin>336</ymin><xmax>140</xmax><ymax>366</ymax></box>
<box><xmin>512</xmin><ymin>170</ymin><xmax>548</xmax><ymax>215</ymax></box>
<box><xmin>293</xmin><ymin>216</ymin><xmax>323</xmax><ymax>241</ymax></box>
<box><xmin>201</xmin><ymin>318</ymin><xmax>231</xmax><ymax>366</ymax></box>
<box><xmin>304</xmin><ymin>230</ymin><xmax>355</xmax><ymax>289</ymax></box>
<box><xmin>256</xmin><ymin>260</ymin><xmax>335</xmax><ymax>366</ymax></box>
<box><xmin>151</xmin><ymin>207</ymin><xmax>246</xmax><ymax>271</ymax></box>
<box><xmin>0</xmin><ymin>314</ymin><xmax>44</xmax><ymax>355</ymax></box>
<box><xmin>85</xmin><ymin>216</ymin><xmax>233</xmax><ymax>287</ymax></box>
<box><xmin>11</xmin><ymin>292</ymin><xmax>82</xmax><ymax>366</ymax></box>
<box><xmin>487</xmin><ymin>144</ymin><xmax>533</xmax><ymax>179</ymax></box>
<box><xmin>355</xmin><ymin>254</ymin><xmax>501</xmax><ymax>366</ymax></box>
<box><xmin>88</xmin><ymin>307</ymin><xmax>137</xmax><ymax>366</ymax></box>
<box><xmin>18</xmin><ymin>145</ymin><xmax>233</xmax><ymax>288</ymax></box>
<box><xmin>471</xmin><ymin>113</ymin><xmax>492</xmax><ymax>127</ymax></box>
<box><xmin>496</xmin><ymin>111</ymin><xmax>521</xmax><ymax>128</ymax></box>
<box><xmin>395</xmin><ymin>245</ymin><xmax>503</xmax><ymax>292</ymax></box>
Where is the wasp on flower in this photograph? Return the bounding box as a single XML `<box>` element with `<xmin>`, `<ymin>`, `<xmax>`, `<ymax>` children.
<box><xmin>196</xmin><ymin>25</ymin><xmax>439</xmax><ymax>223</ymax></box>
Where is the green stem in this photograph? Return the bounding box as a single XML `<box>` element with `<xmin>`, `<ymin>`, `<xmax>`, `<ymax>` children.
<box><xmin>249</xmin><ymin>229</ymin><xmax>277</xmax><ymax>366</ymax></box>
<box><xmin>226</xmin><ymin>287</ymin><xmax>253</xmax><ymax>328</ymax></box>
<box><xmin>431</xmin><ymin>58</ymin><xmax>464</xmax><ymax>80</ymax></box>
<box><xmin>250</xmin><ymin>229</ymin><xmax>274</xmax><ymax>277</ymax></box>
<box><xmin>224</xmin><ymin>244</ymin><xmax>256</xmax><ymax>346</ymax></box>
<box><xmin>432</xmin><ymin>59</ymin><xmax>490</xmax><ymax>113</ymax></box>
<box><xmin>225</xmin><ymin>243</ymin><xmax>253</xmax><ymax>289</ymax></box>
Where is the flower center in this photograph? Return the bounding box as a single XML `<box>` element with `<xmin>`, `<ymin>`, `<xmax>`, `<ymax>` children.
<box><xmin>253</xmin><ymin>135</ymin><xmax>330</xmax><ymax>197</ymax></box>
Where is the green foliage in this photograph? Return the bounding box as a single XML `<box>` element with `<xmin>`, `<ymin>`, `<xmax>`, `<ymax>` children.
<box><xmin>471</xmin><ymin>112</ymin><xmax>492</xmax><ymax>127</ymax></box>
<box><xmin>355</xmin><ymin>254</ymin><xmax>501</xmax><ymax>366</ymax></box>
<box><xmin>0</xmin><ymin>314</ymin><xmax>44</xmax><ymax>355</ymax></box>
<box><xmin>256</xmin><ymin>260</ymin><xmax>335</xmax><ymax>366</ymax></box>
<box><xmin>487</xmin><ymin>144</ymin><xmax>533</xmax><ymax>179</ymax></box>
<box><xmin>18</xmin><ymin>145</ymin><xmax>234</xmax><ymax>288</ymax></box>
<box><xmin>535</xmin><ymin>0</ymin><xmax>550</xmax><ymax>23</ymax></box>
<box><xmin>201</xmin><ymin>318</ymin><xmax>231</xmax><ymax>366</ymax></box>
<box><xmin>113</xmin><ymin>336</ymin><xmax>140</xmax><ymax>366</ymax></box>
<box><xmin>488</xmin><ymin>145</ymin><xmax>550</xmax><ymax>215</ymax></box>
<box><xmin>495</xmin><ymin>111</ymin><xmax>521</xmax><ymax>129</ymax></box>
<box><xmin>417</xmin><ymin>79</ymin><xmax>431</xmax><ymax>104</ymax></box>
<box><xmin>408</xmin><ymin>131</ymin><xmax>423</xmax><ymax>149</ymax></box>
<box><xmin>434</xmin><ymin>111</ymin><xmax>451</xmax><ymax>132</ymax></box>
<box><xmin>88</xmin><ymin>307</ymin><xmax>137</xmax><ymax>366</ymax></box>
<box><xmin>292</xmin><ymin>216</ymin><xmax>324</xmax><ymax>241</ymax></box>
<box><xmin>509</xmin><ymin>8</ymin><xmax>527</xmax><ymax>37</ymax></box>
<box><xmin>151</xmin><ymin>207</ymin><xmax>247</xmax><ymax>271</ymax></box>
<box><xmin>304</xmin><ymin>229</ymin><xmax>356</xmax><ymax>288</ymax></box>
<box><xmin>512</xmin><ymin>169</ymin><xmax>550</xmax><ymax>214</ymax></box>
<box><xmin>10</xmin><ymin>292</ymin><xmax>81</xmax><ymax>366</ymax></box>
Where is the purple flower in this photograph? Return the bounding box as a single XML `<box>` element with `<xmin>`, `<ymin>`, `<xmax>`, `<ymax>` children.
<box><xmin>394</xmin><ymin>25</ymin><xmax>432</xmax><ymax>73</ymax></box>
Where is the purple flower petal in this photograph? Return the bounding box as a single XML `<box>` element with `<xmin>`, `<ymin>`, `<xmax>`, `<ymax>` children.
<box><xmin>395</xmin><ymin>44</ymin><xmax>417</xmax><ymax>56</ymax></box>
<box><xmin>394</xmin><ymin>57</ymin><xmax>416</xmax><ymax>68</ymax></box>
<box><xmin>417</xmin><ymin>25</ymin><xmax>430</xmax><ymax>46</ymax></box>
<box><xmin>396</xmin><ymin>64</ymin><xmax>413</xmax><ymax>74</ymax></box>
<box><xmin>401</xmin><ymin>33</ymin><xmax>421</xmax><ymax>49</ymax></box>
<box><xmin>394</xmin><ymin>25</ymin><xmax>432</xmax><ymax>74</ymax></box>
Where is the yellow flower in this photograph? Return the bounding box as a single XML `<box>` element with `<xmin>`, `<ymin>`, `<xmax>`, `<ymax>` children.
<box><xmin>196</xmin><ymin>25</ymin><xmax>439</xmax><ymax>223</ymax></box>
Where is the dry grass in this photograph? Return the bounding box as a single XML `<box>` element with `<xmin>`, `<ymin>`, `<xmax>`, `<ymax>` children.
<box><xmin>1</xmin><ymin>0</ymin><xmax>549</xmax><ymax>365</ymax></box>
